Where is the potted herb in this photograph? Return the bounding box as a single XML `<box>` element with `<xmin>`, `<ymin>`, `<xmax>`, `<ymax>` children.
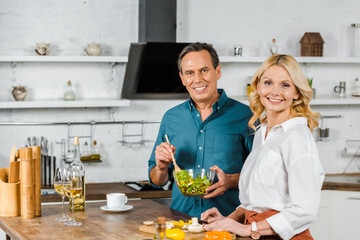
<box><xmin>307</xmin><ymin>77</ymin><xmax>316</xmax><ymax>98</ymax></box>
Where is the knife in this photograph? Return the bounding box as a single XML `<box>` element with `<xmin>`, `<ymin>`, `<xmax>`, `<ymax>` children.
<box><xmin>32</xmin><ymin>136</ymin><xmax>37</xmax><ymax>146</ymax></box>
<box><xmin>198</xmin><ymin>219</ymin><xmax>208</xmax><ymax>224</ymax></box>
<box><xmin>44</xmin><ymin>139</ymin><xmax>50</xmax><ymax>186</ymax></box>
<box><xmin>46</xmin><ymin>140</ymin><xmax>52</xmax><ymax>186</ymax></box>
<box><xmin>53</xmin><ymin>156</ymin><xmax>56</xmax><ymax>184</ymax></box>
<box><xmin>41</xmin><ymin>137</ymin><xmax>47</xmax><ymax>186</ymax></box>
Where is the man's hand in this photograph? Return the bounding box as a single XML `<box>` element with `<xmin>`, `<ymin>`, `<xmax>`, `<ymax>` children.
<box><xmin>154</xmin><ymin>142</ymin><xmax>176</xmax><ymax>170</ymax></box>
<box><xmin>202</xmin><ymin>165</ymin><xmax>239</xmax><ymax>199</ymax></box>
<box><xmin>150</xmin><ymin>142</ymin><xmax>176</xmax><ymax>186</ymax></box>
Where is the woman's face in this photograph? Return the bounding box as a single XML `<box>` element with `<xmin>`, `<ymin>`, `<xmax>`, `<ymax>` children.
<box><xmin>257</xmin><ymin>65</ymin><xmax>299</xmax><ymax>117</ymax></box>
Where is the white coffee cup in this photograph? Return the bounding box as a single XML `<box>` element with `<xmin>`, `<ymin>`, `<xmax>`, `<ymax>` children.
<box><xmin>106</xmin><ymin>193</ymin><xmax>128</xmax><ymax>209</ymax></box>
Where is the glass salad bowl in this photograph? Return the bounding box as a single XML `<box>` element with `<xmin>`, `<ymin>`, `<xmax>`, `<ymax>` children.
<box><xmin>173</xmin><ymin>169</ymin><xmax>215</xmax><ymax>197</ymax></box>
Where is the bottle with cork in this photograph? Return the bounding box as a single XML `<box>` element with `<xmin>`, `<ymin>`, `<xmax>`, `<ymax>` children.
<box><xmin>90</xmin><ymin>140</ymin><xmax>101</xmax><ymax>161</ymax></box>
<box><xmin>63</xmin><ymin>80</ymin><xmax>75</xmax><ymax>101</ymax></box>
<box><xmin>69</xmin><ymin>137</ymin><xmax>86</xmax><ymax>210</ymax></box>
<box><xmin>156</xmin><ymin>217</ymin><xmax>167</xmax><ymax>240</ymax></box>
<box><xmin>270</xmin><ymin>38</ymin><xmax>278</xmax><ymax>55</ymax></box>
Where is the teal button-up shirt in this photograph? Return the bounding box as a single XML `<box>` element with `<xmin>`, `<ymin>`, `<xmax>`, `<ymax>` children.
<box><xmin>148</xmin><ymin>89</ymin><xmax>254</xmax><ymax>218</ymax></box>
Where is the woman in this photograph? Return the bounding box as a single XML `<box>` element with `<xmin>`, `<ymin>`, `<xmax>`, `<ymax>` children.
<box><xmin>201</xmin><ymin>54</ymin><xmax>324</xmax><ymax>240</ymax></box>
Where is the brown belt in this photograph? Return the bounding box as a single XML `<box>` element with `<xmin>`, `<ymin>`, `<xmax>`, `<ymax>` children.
<box><xmin>244</xmin><ymin>210</ymin><xmax>313</xmax><ymax>240</ymax></box>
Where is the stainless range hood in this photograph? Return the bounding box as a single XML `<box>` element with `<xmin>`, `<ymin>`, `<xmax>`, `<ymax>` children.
<box><xmin>139</xmin><ymin>0</ymin><xmax>177</xmax><ymax>42</ymax></box>
<box><xmin>121</xmin><ymin>42</ymin><xmax>190</xmax><ymax>99</ymax></box>
<box><xmin>122</xmin><ymin>1</ymin><xmax>190</xmax><ymax>99</ymax></box>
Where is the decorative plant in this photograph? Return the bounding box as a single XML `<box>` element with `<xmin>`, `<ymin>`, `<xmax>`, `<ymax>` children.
<box><xmin>307</xmin><ymin>77</ymin><xmax>313</xmax><ymax>88</ymax></box>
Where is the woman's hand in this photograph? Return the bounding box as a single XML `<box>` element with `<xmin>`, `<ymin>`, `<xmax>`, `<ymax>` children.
<box><xmin>201</xmin><ymin>207</ymin><xmax>225</xmax><ymax>223</ymax></box>
<box><xmin>203</xmin><ymin>218</ymin><xmax>251</xmax><ymax>237</ymax></box>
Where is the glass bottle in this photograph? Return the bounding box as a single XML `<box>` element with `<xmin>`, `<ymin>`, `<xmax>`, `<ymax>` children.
<box><xmin>246</xmin><ymin>84</ymin><xmax>254</xmax><ymax>97</ymax></box>
<box><xmin>91</xmin><ymin>140</ymin><xmax>101</xmax><ymax>161</ymax></box>
<box><xmin>64</xmin><ymin>80</ymin><xmax>75</xmax><ymax>101</ymax></box>
<box><xmin>351</xmin><ymin>24</ymin><xmax>360</xmax><ymax>57</ymax></box>
<box><xmin>352</xmin><ymin>77</ymin><xmax>360</xmax><ymax>97</ymax></box>
<box><xmin>69</xmin><ymin>136</ymin><xmax>86</xmax><ymax>210</ymax></box>
<box><xmin>80</xmin><ymin>141</ymin><xmax>91</xmax><ymax>162</ymax></box>
<box><xmin>270</xmin><ymin>38</ymin><xmax>278</xmax><ymax>55</ymax></box>
<box><xmin>156</xmin><ymin>217</ymin><xmax>167</xmax><ymax>240</ymax></box>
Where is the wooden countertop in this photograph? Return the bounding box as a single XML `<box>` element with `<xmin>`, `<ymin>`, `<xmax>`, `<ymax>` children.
<box><xmin>39</xmin><ymin>172</ymin><xmax>360</xmax><ymax>202</ymax></box>
<box><xmin>322</xmin><ymin>173</ymin><xmax>360</xmax><ymax>191</ymax></box>
<box><xmin>39</xmin><ymin>173</ymin><xmax>360</xmax><ymax>203</ymax></box>
<box><xmin>0</xmin><ymin>200</ymin><xmax>249</xmax><ymax>240</ymax></box>
<box><xmin>41</xmin><ymin>182</ymin><xmax>172</xmax><ymax>202</ymax></box>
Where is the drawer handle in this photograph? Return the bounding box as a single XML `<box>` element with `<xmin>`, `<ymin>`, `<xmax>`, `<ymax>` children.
<box><xmin>347</xmin><ymin>197</ymin><xmax>360</xmax><ymax>200</ymax></box>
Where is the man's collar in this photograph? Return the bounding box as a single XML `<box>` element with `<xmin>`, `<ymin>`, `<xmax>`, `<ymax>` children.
<box><xmin>187</xmin><ymin>89</ymin><xmax>228</xmax><ymax>111</ymax></box>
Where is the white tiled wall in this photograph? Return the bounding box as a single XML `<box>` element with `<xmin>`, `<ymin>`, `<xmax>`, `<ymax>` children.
<box><xmin>0</xmin><ymin>0</ymin><xmax>359</xmax><ymax>185</ymax></box>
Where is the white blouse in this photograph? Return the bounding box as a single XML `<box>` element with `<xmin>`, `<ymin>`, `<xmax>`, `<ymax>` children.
<box><xmin>239</xmin><ymin>117</ymin><xmax>324</xmax><ymax>240</ymax></box>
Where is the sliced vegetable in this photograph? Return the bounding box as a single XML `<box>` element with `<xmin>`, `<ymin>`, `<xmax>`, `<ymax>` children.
<box><xmin>166</xmin><ymin>228</ymin><xmax>185</xmax><ymax>240</ymax></box>
<box><xmin>175</xmin><ymin>170</ymin><xmax>211</xmax><ymax>195</ymax></box>
<box><xmin>204</xmin><ymin>231</ymin><xmax>232</xmax><ymax>240</ymax></box>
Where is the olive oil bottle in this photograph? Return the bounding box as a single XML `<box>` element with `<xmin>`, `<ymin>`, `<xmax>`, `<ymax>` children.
<box><xmin>90</xmin><ymin>140</ymin><xmax>101</xmax><ymax>161</ymax></box>
<box><xmin>69</xmin><ymin>136</ymin><xmax>86</xmax><ymax>210</ymax></box>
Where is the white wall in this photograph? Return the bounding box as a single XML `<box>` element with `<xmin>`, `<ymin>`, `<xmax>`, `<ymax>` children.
<box><xmin>0</xmin><ymin>0</ymin><xmax>359</xmax><ymax>183</ymax></box>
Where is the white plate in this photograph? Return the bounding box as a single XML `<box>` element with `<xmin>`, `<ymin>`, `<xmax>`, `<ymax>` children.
<box><xmin>100</xmin><ymin>205</ymin><xmax>133</xmax><ymax>212</ymax></box>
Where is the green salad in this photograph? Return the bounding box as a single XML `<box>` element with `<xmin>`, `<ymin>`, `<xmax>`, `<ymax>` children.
<box><xmin>175</xmin><ymin>170</ymin><xmax>211</xmax><ymax>195</ymax></box>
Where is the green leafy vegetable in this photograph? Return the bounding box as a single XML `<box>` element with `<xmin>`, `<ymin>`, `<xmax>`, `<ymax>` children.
<box><xmin>175</xmin><ymin>170</ymin><xmax>211</xmax><ymax>196</ymax></box>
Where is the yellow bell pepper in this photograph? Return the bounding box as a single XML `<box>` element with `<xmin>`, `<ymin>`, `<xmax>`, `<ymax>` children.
<box><xmin>166</xmin><ymin>228</ymin><xmax>185</xmax><ymax>240</ymax></box>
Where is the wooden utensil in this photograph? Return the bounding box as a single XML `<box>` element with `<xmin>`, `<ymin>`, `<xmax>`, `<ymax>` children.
<box><xmin>164</xmin><ymin>134</ymin><xmax>181</xmax><ymax>173</ymax></box>
<box><xmin>9</xmin><ymin>146</ymin><xmax>20</xmax><ymax>183</ymax></box>
<box><xmin>9</xmin><ymin>145</ymin><xmax>15</xmax><ymax>163</ymax></box>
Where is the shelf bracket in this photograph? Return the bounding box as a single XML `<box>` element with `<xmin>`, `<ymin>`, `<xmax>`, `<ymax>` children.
<box><xmin>109</xmin><ymin>62</ymin><xmax>117</xmax><ymax>74</ymax></box>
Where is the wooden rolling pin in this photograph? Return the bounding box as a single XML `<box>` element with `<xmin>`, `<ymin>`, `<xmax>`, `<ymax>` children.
<box><xmin>20</xmin><ymin>147</ymin><xmax>35</xmax><ymax>219</ymax></box>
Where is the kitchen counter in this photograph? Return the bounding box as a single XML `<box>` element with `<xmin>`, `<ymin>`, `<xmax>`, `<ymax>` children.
<box><xmin>39</xmin><ymin>173</ymin><xmax>360</xmax><ymax>203</ymax></box>
<box><xmin>41</xmin><ymin>182</ymin><xmax>172</xmax><ymax>202</ymax></box>
<box><xmin>0</xmin><ymin>199</ymin><xmax>249</xmax><ymax>240</ymax></box>
<box><xmin>322</xmin><ymin>173</ymin><xmax>360</xmax><ymax>191</ymax></box>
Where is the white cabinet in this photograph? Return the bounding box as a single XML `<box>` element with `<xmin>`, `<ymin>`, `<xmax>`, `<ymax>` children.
<box><xmin>310</xmin><ymin>190</ymin><xmax>360</xmax><ymax>240</ymax></box>
<box><xmin>310</xmin><ymin>190</ymin><xmax>331</xmax><ymax>240</ymax></box>
<box><xmin>330</xmin><ymin>190</ymin><xmax>360</xmax><ymax>239</ymax></box>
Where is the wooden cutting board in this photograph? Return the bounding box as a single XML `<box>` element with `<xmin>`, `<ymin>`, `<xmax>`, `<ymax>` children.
<box><xmin>139</xmin><ymin>225</ymin><xmax>236</xmax><ymax>240</ymax></box>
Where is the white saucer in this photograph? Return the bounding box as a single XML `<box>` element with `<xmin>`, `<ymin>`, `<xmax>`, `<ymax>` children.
<box><xmin>100</xmin><ymin>205</ymin><xmax>133</xmax><ymax>212</ymax></box>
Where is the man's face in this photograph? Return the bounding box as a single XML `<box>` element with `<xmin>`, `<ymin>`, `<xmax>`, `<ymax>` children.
<box><xmin>179</xmin><ymin>50</ymin><xmax>221</xmax><ymax>105</ymax></box>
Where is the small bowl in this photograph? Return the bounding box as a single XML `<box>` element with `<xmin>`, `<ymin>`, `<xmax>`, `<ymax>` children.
<box><xmin>173</xmin><ymin>169</ymin><xmax>215</xmax><ymax>197</ymax></box>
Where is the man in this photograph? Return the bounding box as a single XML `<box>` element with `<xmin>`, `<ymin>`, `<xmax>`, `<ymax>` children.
<box><xmin>148</xmin><ymin>42</ymin><xmax>254</xmax><ymax>218</ymax></box>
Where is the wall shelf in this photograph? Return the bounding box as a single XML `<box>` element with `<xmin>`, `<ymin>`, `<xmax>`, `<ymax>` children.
<box><xmin>219</xmin><ymin>56</ymin><xmax>360</xmax><ymax>64</ymax></box>
<box><xmin>0</xmin><ymin>99</ymin><xmax>130</xmax><ymax>109</ymax></box>
<box><xmin>0</xmin><ymin>56</ymin><xmax>128</xmax><ymax>63</ymax></box>
<box><xmin>231</xmin><ymin>95</ymin><xmax>360</xmax><ymax>106</ymax></box>
<box><xmin>1</xmin><ymin>56</ymin><xmax>359</xmax><ymax>64</ymax></box>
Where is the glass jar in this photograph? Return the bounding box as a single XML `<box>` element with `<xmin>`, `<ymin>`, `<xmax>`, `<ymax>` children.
<box><xmin>156</xmin><ymin>217</ymin><xmax>167</xmax><ymax>240</ymax></box>
<box><xmin>352</xmin><ymin>77</ymin><xmax>360</xmax><ymax>97</ymax></box>
<box><xmin>64</xmin><ymin>80</ymin><xmax>75</xmax><ymax>101</ymax></box>
<box><xmin>351</xmin><ymin>24</ymin><xmax>360</xmax><ymax>57</ymax></box>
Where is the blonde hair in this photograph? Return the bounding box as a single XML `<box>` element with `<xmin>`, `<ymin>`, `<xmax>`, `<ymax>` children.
<box><xmin>248</xmin><ymin>54</ymin><xmax>320</xmax><ymax>132</ymax></box>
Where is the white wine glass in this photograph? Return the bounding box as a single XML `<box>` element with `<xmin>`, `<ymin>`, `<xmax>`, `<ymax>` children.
<box><xmin>64</xmin><ymin>167</ymin><xmax>83</xmax><ymax>226</ymax></box>
<box><xmin>53</xmin><ymin>167</ymin><xmax>70</xmax><ymax>222</ymax></box>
